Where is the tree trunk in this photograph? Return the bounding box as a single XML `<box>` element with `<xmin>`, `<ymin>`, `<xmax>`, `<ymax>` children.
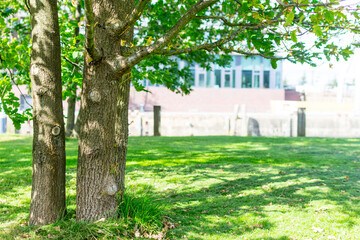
<box><xmin>115</xmin><ymin>72</ymin><xmax>131</xmax><ymax>196</ymax></box>
<box><xmin>114</xmin><ymin>1</ymin><xmax>134</xmax><ymax>199</ymax></box>
<box><xmin>65</xmin><ymin>96</ymin><xmax>76</xmax><ymax>137</ymax></box>
<box><xmin>76</xmin><ymin>0</ymin><xmax>133</xmax><ymax>221</ymax></box>
<box><xmin>29</xmin><ymin>0</ymin><xmax>66</xmax><ymax>225</ymax></box>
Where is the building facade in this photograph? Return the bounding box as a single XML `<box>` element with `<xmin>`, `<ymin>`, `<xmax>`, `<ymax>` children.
<box><xmin>142</xmin><ymin>55</ymin><xmax>283</xmax><ymax>89</ymax></box>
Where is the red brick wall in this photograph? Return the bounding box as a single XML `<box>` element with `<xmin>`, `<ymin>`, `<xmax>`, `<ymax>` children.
<box><xmin>285</xmin><ymin>90</ymin><xmax>301</xmax><ymax>101</ymax></box>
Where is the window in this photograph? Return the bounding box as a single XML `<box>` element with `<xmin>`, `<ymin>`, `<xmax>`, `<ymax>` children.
<box><xmin>189</xmin><ymin>68</ymin><xmax>195</xmax><ymax>86</ymax></box>
<box><xmin>232</xmin><ymin>70</ymin><xmax>236</xmax><ymax>88</ymax></box>
<box><xmin>215</xmin><ymin>69</ymin><xmax>221</xmax><ymax>87</ymax></box>
<box><xmin>0</xmin><ymin>117</ymin><xmax>6</xmax><ymax>134</ymax></box>
<box><xmin>275</xmin><ymin>72</ymin><xmax>281</xmax><ymax>88</ymax></box>
<box><xmin>185</xmin><ymin>61</ymin><xmax>196</xmax><ymax>86</ymax></box>
<box><xmin>224</xmin><ymin>70</ymin><xmax>231</xmax><ymax>87</ymax></box>
<box><xmin>242</xmin><ymin>70</ymin><xmax>252</xmax><ymax>88</ymax></box>
<box><xmin>235</xmin><ymin>56</ymin><xmax>241</xmax><ymax>66</ymax></box>
<box><xmin>198</xmin><ymin>73</ymin><xmax>205</xmax><ymax>87</ymax></box>
<box><xmin>254</xmin><ymin>71</ymin><xmax>260</xmax><ymax>88</ymax></box>
<box><xmin>206</xmin><ymin>71</ymin><xmax>212</xmax><ymax>87</ymax></box>
<box><xmin>263</xmin><ymin>71</ymin><xmax>270</xmax><ymax>88</ymax></box>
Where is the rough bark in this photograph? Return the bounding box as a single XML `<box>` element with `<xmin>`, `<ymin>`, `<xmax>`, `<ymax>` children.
<box><xmin>114</xmin><ymin>1</ymin><xmax>134</xmax><ymax>199</ymax></box>
<box><xmin>29</xmin><ymin>0</ymin><xmax>66</xmax><ymax>225</ymax></box>
<box><xmin>76</xmin><ymin>0</ymin><xmax>133</xmax><ymax>221</ymax></box>
<box><xmin>115</xmin><ymin>72</ymin><xmax>131</xmax><ymax>196</ymax></box>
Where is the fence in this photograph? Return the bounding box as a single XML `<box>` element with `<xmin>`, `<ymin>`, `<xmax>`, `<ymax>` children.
<box><xmin>128</xmin><ymin>110</ymin><xmax>360</xmax><ymax>138</ymax></box>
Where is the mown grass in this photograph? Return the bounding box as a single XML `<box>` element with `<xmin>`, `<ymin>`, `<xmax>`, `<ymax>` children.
<box><xmin>1</xmin><ymin>135</ymin><xmax>360</xmax><ymax>239</ymax></box>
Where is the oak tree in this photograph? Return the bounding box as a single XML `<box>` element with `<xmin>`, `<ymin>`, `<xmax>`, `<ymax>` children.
<box><xmin>77</xmin><ymin>0</ymin><xmax>358</xmax><ymax>220</ymax></box>
<box><xmin>1</xmin><ymin>0</ymin><xmax>360</xmax><ymax>223</ymax></box>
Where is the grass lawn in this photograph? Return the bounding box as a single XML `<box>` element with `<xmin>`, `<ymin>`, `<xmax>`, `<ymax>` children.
<box><xmin>1</xmin><ymin>135</ymin><xmax>360</xmax><ymax>239</ymax></box>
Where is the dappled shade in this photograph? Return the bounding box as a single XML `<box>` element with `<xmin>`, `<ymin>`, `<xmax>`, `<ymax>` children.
<box><xmin>1</xmin><ymin>136</ymin><xmax>360</xmax><ymax>239</ymax></box>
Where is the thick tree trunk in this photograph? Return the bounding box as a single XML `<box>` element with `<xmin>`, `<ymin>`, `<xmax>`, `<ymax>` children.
<box><xmin>65</xmin><ymin>96</ymin><xmax>76</xmax><ymax>137</ymax></box>
<box><xmin>29</xmin><ymin>0</ymin><xmax>66</xmax><ymax>225</ymax></box>
<box><xmin>76</xmin><ymin>0</ymin><xmax>133</xmax><ymax>221</ymax></box>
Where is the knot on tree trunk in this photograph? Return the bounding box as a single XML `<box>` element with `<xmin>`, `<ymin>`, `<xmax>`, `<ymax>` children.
<box><xmin>51</xmin><ymin>125</ymin><xmax>61</xmax><ymax>136</ymax></box>
<box><xmin>89</xmin><ymin>90</ymin><xmax>101</xmax><ymax>102</ymax></box>
<box><xmin>103</xmin><ymin>175</ymin><xmax>118</xmax><ymax>196</ymax></box>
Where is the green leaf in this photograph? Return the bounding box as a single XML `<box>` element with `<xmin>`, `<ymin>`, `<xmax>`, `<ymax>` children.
<box><xmin>290</xmin><ymin>30</ymin><xmax>297</xmax><ymax>43</ymax></box>
<box><xmin>271</xmin><ymin>59</ymin><xmax>278</xmax><ymax>69</ymax></box>
<box><xmin>285</xmin><ymin>12</ymin><xmax>295</xmax><ymax>26</ymax></box>
<box><xmin>324</xmin><ymin>11</ymin><xmax>334</xmax><ymax>22</ymax></box>
<box><xmin>313</xmin><ymin>26</ymin><xmax>322</xmax><ymax>37</ymax></box>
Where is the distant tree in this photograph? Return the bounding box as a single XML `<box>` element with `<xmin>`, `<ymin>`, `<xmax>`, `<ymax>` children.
<box><xmin>299</xmin><ymin>74</ymin><xmax>307</xmax><ymax>86</ymax></box>
<box><xmin>329</xmin><ymin>78</ymin><xmax>338</xmax><ymax>88</ymax></box>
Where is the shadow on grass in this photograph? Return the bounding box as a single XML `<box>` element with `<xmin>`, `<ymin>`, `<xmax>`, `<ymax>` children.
<box><xmin>125</xmin><ymin>136</ymin><xmax>360</xmax><ymax>239</ymax></box>
<box><xmin>1</xmin><ymin>135</ymin><xmax>360</xmax><ymax>239</ymax></box>
<box><xmin>0</xmin><ymin>135</ymin><xmax>78</xmax><ymax>234</ymax></box>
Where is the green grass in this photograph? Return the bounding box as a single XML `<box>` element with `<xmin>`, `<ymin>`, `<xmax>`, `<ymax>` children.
<box><xmin>1</xmin><ymin>135</ymin><xmax>360</xmax><ymax>239</ymax></box>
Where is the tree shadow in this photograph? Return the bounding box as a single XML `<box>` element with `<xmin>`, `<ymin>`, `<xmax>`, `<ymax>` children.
<box><xmin>125</xmin><ymin>136</ymin><xmax>360</xmax><ymax>239</ymax></box>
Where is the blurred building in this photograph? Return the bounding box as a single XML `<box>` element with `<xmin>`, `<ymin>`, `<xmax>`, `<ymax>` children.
<box><xmin>3</xmin><ymin>56</ymin><xmax>298</xmax><ymax>136</ymax></box>
<box><xmin>130</xmin><ymin>55</ymin><xmax>287</xmax><ymax>113</ymax></box>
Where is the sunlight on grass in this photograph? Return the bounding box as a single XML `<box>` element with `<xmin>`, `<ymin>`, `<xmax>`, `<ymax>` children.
<box><xmin>1</xmin><ymin>135</ymin><xmax>360</xmax><ymax>239</ymax></box>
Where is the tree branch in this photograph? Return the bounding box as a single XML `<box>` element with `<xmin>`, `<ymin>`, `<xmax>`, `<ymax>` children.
<box><xmin>109</xmin><ymin>0</ymin><xmax>151</xmax><ymax>37</ymax></box>
<box><xmin>6</xmin><ymin>68</ymin><xmax>33</xmax><ymax>109</ymax></box>
<box><xmin>64</xmin><ymin>56</ymin><xmax>83</xmax><ymax>71</ymax></box>
<box><xmin>84</xmin><ymin>0</ymin><xmax>100</xmax><ymax>60</ymax></box>
<box><xmin>220</xmin><ymin>47</ymin><xmax>287</xmax><ymax>60</ymax></box>
<box><xmin>153</xmin><ymin>28</ymin><xmax>243</xmax><ymax>55</ymax></box>
<box><xmin>275</xmin><ymin>0</ymin><xmax>339</xmax><ymax>8</ymax></box>
<box><xmin>108</xmin><ymin>0</ymin><xmax>220</xmax><ymax>73</ymax></box>
<box><xmin>194</xmin><ymin>15</ymin><xmax>283</xmax><ymax>27</ymax></box>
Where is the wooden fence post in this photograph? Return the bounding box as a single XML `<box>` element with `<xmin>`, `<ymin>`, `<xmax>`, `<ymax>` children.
<box><xmin>154</xmin><ymin>105</ymin><xmax>161</xmax><ymax>136</ymax></box>
<box><xmin>297</xmin><ymin>107</ymin><xmax>306</xmax><ymax>137</ymax></box>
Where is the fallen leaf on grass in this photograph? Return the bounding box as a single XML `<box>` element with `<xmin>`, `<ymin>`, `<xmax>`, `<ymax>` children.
<box><xmin>312</xmin><ymin>226</ymin><xmax>324</xmax><ymax>233</ymax></box>
<box><xmin>94</xmin><ymin>217</ymin><xmax>106</xmax><ymax>223</ymax></box>
<box><xmin>19</xmin><ymin>234</ymin><xmax>31</xmax><ymax>239</ymax></box>
<box><xmin>143</xmin><ymin>232</ymin><xmax>165</xmax><ymax>240</ymax></box>
<box><xmin>315</xmin><ymin>207</ymin><xmax>328</xmax><ymax>213</ymax></box>
<box><xmin>47</xmin><ymin>234</ymin><xmax>55</xmax><ymax>239</ymax></box>
<box><xmin>220</xmin><ymin>189</ymin><xmax>229</xmax><ymax>193</ymax></box>
<box><xmin>248</xmin><ymin>223</ymin><xmax>263</xmax><ymax>229</ymax></box>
